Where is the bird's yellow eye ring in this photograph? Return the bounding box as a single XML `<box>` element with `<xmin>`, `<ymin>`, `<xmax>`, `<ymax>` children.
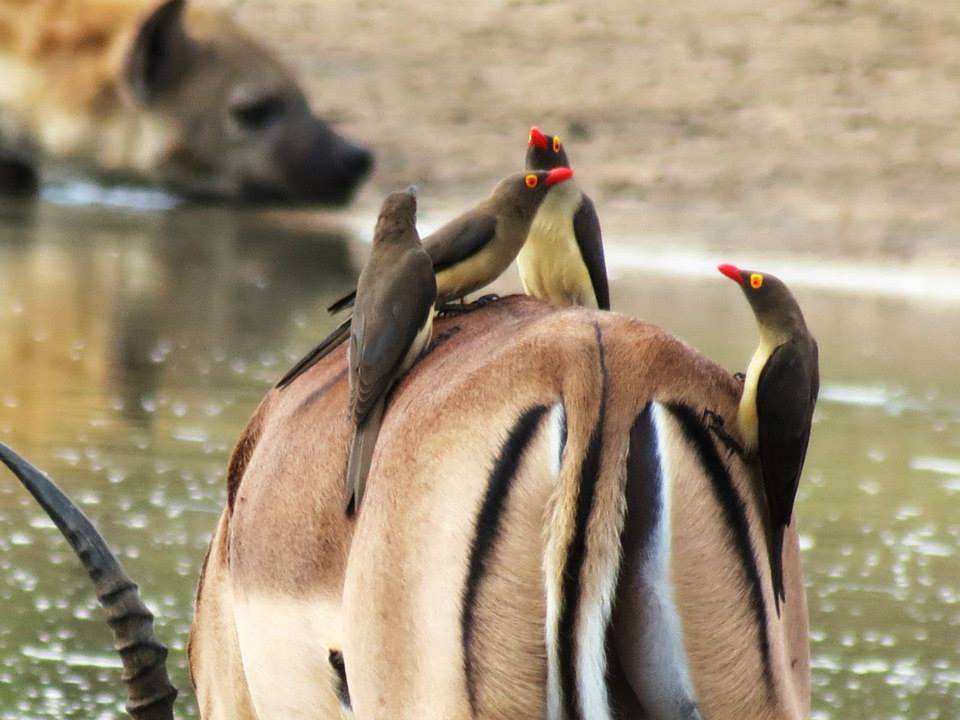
<box><xmin>750</xmin><ymin>273</ymin><xmax>764</xmax><ymax>289</ymax></box>
<box><xmin>525</xmin><ymin>174</ymin><xmax>539</xmax><ymax>188</ymax></box>
<box><xmin>553</xmin><ymin>137</ymin><xmax>562</xmax><ymax>153</ymax></box>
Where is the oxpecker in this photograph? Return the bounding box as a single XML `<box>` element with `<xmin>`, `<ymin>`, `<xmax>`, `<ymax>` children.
<box><xmin>277</xmin><ymin>168</ymin><xmax>574</xmax><ymax>388</ymax></box>
<box><xmin>345</xmin><ymin>188</ymin><xmax>437</xmax><ymax>512</ymax></box>
<box><xmin>519</xmin><ymin>126</ymin><xmax>609</xmax><ymax>309</ymax></box>
<box><xmin>718</xmin><ymin>263</ymin><xmax>819</xmax><ymax>615</ymax></box>
<box><xmin>328</xmin><ymin>168</ymin><xmax>574</xmax><ymax>312</ymax></box>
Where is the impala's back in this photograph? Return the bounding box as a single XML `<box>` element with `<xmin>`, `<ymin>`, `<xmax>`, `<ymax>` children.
<box><xmin>191</xmin><ymin>295</ymin><xmax>810</xmax><ymax>720</ymax></box>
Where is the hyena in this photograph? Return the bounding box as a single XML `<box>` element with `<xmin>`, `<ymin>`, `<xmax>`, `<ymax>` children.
<box><xmin>0</xmin><ymin>0</ymin><xmax>372</xmax><ymax>203</ymax></box>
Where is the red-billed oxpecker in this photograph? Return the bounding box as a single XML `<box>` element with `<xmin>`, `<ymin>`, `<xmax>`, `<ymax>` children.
<box><xmin>522</xmin><ymin>126</ymin><xmax>609</xmax><ymax>309</ymax></box>
<box><xmin>345</xmin><ymin>188</ymin><xmax>437</xmax><ymax>512</ymax></box>
<box><xmin>718</xmin><ymin>263</ymin><xmax>819</xmax><ymax>615</ymax></box>
<box><xmin>276</xmin><ymin>168</ymin><xmax>575</xmax><ymax>388</ymax></box>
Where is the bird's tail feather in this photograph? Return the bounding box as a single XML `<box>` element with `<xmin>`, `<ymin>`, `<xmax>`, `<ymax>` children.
<box><xmin>327</xmin><ymin>290</ymin><xmax>357</xmax><ymax>315</ymax></box>
<box><xmin>345</xmin><ymin>399</ymin><xmax>386</xmax><ymax>514</ymax></box>
<box><xmin>275</xmin><ymin>318</ymin><xmax>352</xmax><ymax>389</ymax></box>
<box><xmin>769</xmin><ymin>525</ymin><xmax>786</xmax><ymax>618</ymax></box>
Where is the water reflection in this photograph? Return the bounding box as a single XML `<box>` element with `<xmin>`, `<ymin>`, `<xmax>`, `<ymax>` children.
<box><xmin>0</xmin><ymin>199</ymin><xmax>357</xmax><ymax>717</ymax></box>
<box><xmin>0</xmin><ymin>197</ymin><xmax>958</xmax><ymax>718</ymax></box>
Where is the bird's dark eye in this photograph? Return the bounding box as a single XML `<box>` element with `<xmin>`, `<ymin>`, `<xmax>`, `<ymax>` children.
<box><xmin>231</xmin><ymin>95</ymin><xmax>285</xmax><ymax>131</ymax></box>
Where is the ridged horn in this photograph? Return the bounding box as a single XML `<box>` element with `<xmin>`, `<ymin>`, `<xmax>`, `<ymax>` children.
<box><xmin>0</xmin><ymin>443</ymin><xmax>178</xmax><ymax>720</ymax></box>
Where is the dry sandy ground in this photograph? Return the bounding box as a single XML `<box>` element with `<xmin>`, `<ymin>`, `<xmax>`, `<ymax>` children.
<box><xmin>217</xmin><ymin>0</ymin><xmax>959</xmax><ymax>263</ymax></box>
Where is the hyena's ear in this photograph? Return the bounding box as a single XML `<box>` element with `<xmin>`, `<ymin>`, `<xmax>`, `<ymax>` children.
<box><xmin>123</xmin><ymin>0</ymin><xmax>197</xmax><ymax>104</ymax></box>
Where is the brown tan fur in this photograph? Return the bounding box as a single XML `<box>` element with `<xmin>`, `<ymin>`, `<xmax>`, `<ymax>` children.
<box><xmin>468</xmin><ymin>415</ymin><xmax>556</xmax><ymax>717</ymax></box>
<box><xmin>344</xmin><ymin>305</ymin><xmax>597</xmax><ymax>718</ymax></box>
<box><xmin>189</xmin><ymin>511</ymin><xmax>259</xmax><ymax>720</ymax></box>
<box><xmin>660</xmin><ymin>411</ymin><xmax>809</xmax><ymax>719</ymax></box>
<box><xmin>0</xmin><ymin>0</ymin><xmax>370</xmax><ymax>202</ymax></box>
<box><xmin>190</xmin><ymin>295</ymin><xmax>810</xmax><ymax>720</ymax></box>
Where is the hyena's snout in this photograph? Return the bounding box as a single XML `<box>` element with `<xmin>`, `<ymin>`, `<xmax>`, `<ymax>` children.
<box><xmin>265</xmin><ymin>121</ymin><xmax>374</xmax><ymax>206</ymax></box>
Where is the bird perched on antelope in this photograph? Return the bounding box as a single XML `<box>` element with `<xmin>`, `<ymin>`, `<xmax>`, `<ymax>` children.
<box><xmin>344</xmin><ymin>187</ymin><xmax>437</xmax><ymax>512</ymax></box>
<box><xmin>717</xmin><ymin>263</ymin><xmax>819</xmax><ymax>615</ymax></box>
<box><xmin>277</xmin><ymin>167</ymin><xmax>575</xmax><ymax>388</ymax></box>
<box><xmin>519</xmin><ymin>126</ymin><xmax>609</xmax><ymax>310</ymax></box>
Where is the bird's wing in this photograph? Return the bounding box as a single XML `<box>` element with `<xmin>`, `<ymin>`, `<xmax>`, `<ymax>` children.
<box><xmin>756</xmin><ymin>337</ymin><xmax>819</xmax><ymax>530</ymax></box>
<box><xmin>572</xmin><ymin>194</ymin><xmax>610</xmax><ymax>310</ymax></box>
<box><xmin>275</xmin><ymin>317</ymin><xmax>351</xmax><ymax>389</ymax></box>
<box><xmin>424</xmin><ymin>210</ymin><xmax>497</xmax><ymax>272</ymax></box>
<box><xmin>350</xmin><ymin>247</ymin><xmax>437</xmax><ymax>423</ymax></box>
<box><xmin>327</xmin><ymin>290</ymin><xmax>356</xmax><ymax>314</ymax></box>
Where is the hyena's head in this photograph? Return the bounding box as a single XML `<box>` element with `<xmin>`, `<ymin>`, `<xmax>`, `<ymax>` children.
<box><xmin>123</xmin><ymin>0</ymin><xmax>373</xmax><ymax>205</ymax></box>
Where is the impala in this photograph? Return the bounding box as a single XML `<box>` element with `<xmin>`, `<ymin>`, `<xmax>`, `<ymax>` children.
<box><xmin>1</xmin><ymin>295</ymin><xmax>811</xmax><ymax>720</ymax></box>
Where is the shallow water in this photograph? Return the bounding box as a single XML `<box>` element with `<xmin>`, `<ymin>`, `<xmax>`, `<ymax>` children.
<box><xmin>0</xmin><ymin>196</ymin><xmax>957</xmax><ymax>718</ymax></box>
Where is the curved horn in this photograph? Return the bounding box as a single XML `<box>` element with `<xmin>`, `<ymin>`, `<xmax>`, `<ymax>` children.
<box><xmin>0</xmin><ymin>443</ymin><xmax>178</xmax><ymax>720</ymax></box>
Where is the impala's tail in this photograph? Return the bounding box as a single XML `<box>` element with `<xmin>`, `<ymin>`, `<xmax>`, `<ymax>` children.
<box><xmin>0</xmin><ymin>443</ymin><xmax>179</xmax><ymax>720</ymax></box>
<box><xmin>543</xmin><ymin>322</ymin><xmax>624</xmax><ymax>720</ymax></box>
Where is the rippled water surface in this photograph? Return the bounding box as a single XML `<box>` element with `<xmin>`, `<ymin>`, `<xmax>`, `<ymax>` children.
<box><xmin>0</xmin><ymin>197</ymin><xmax>958</xmax><ymax>718</ymax></box>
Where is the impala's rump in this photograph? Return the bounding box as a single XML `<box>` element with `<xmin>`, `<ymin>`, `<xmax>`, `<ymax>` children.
<box><xmin>0</xmin><ymin>295</ymin><xmax>810</xmax><ymax>720</ymax></box>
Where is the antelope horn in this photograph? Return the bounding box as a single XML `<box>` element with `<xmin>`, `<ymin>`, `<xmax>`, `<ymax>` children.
<box><xmin>0</xmin><ymin>443</ymin><xmax>178</xmax><ymax>720</ymax></box>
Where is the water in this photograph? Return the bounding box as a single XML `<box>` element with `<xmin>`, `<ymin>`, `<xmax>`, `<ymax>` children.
<box><xmin>0</xmin><ymin>195</ymin><xmax>958</xmax><ymax>718</ymax></box>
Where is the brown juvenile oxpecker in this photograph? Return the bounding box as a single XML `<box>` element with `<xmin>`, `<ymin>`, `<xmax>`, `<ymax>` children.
<box><xmin>344</xmin><ymin>188</ymin><xmax>437</xmax><ymax>512</ymax></box>
<box><xmin>520</xmin><ymin>127</ymin><xmax>610</xmax><ymax>309</ymax></box>
<box><xmin>718</xmin><ymin>263</ymin><xmax>819</xmax><ymax>615</ymax></box>
<box><xmin>276</xmin><ymin>168</ymin><xmax>574</xmax><ymax>388</ymax></box>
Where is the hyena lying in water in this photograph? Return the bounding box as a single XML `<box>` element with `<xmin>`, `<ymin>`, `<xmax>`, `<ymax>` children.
<box><xmin>0</xmin><ymin>0</ymin><xmax>372</xmax><ymax>204</ymax></box>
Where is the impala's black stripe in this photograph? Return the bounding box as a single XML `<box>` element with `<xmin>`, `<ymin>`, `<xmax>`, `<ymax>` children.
<box><xmin>328</xmin><ymin>649</ymin><xmax>351</xmax><ymax>709</ymax></box>
<box><xmin>461</xmin><ymin>403</ymin><xmax>549</xmax><ymax>713</ymax></box>
<box><xmin>666</xmin><ymin>401</ymin><xmax>774</xmax><ymax>694</ymax></box>
<box><xmin>558</xmin><ymin>322</ymin><xmax>608</xmax><ymax>720</ymax></box>
<box><xmin>624</xmin><ymin>404</ymin><xmax>662</xmax><ymax>552</ymax></box>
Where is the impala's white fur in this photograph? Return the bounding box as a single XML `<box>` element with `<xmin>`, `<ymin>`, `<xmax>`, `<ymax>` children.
<box><xmin>640</xmin><ymin>403</ymin><xmax>699</xmax><ymax>716</ymax></box>
<box><xmin>569</xmin><ymin>432</ymin><xmax>621</xmax><ymax>720</ymax></box>
<box><xmin>234</xmin><ymin>593</ymin><xmax>344</xmax><ymax>720</ymax></box>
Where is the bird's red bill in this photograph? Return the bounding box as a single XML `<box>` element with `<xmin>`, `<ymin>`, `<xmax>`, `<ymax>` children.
<box><xmin>718</xmin><ymin>263</ymin><xmax>742</xmax><ymax>283</ymax></box>
<box><xmin>545</xmin><ymin>166</ymin><xmax>574</xmax><ymax>186</ymax></box>
<box><xmin>529</xmin><ymin>126</ymin><xmax>548</xmax><ymax>150</ymax></box>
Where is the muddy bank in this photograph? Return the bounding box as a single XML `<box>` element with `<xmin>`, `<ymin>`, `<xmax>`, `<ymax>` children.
<box><xmin>220</xmin><ymin>0</ymin><xmax>960</xmax><ymax>264</ymax></box>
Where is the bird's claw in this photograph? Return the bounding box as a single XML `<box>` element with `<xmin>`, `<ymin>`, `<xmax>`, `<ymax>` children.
<box><xmin>470</xmin><ymin>293</ymin><xmax>500</xmax><ymax>307</ymax></box>
<box><xmin>437</xmin><ymin>294</ymin><xmax>501</xmax><ymax>317</ymax></box>
<box><xmin>733</xmin><ymin>372</ymin><xmax>746</xmax><ymax>383</ymax></box>
<box><xmin>702</xmin><ymin>408</ymin><xmax>745</xmax><ymax>456</ymax></box>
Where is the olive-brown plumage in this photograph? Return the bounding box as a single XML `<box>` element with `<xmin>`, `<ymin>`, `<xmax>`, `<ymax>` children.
<box><xmin>521</xmin><ymin>127</ymin><xmax>609</xmax><ymax>310</ymax></box>
<box><xmin>718</xmin><ymin>264</ymin><xmax>819</xmax><ymax>615</ymax></box>
<box><xmin>276</xmin><ymin>168</ymin><xmax>573</xmax><ymax>388</ymax></box>
<box><xmin>343</xmin><ymin>188</ymin><xmax>436</xmax><ymax>512</ymax></box>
